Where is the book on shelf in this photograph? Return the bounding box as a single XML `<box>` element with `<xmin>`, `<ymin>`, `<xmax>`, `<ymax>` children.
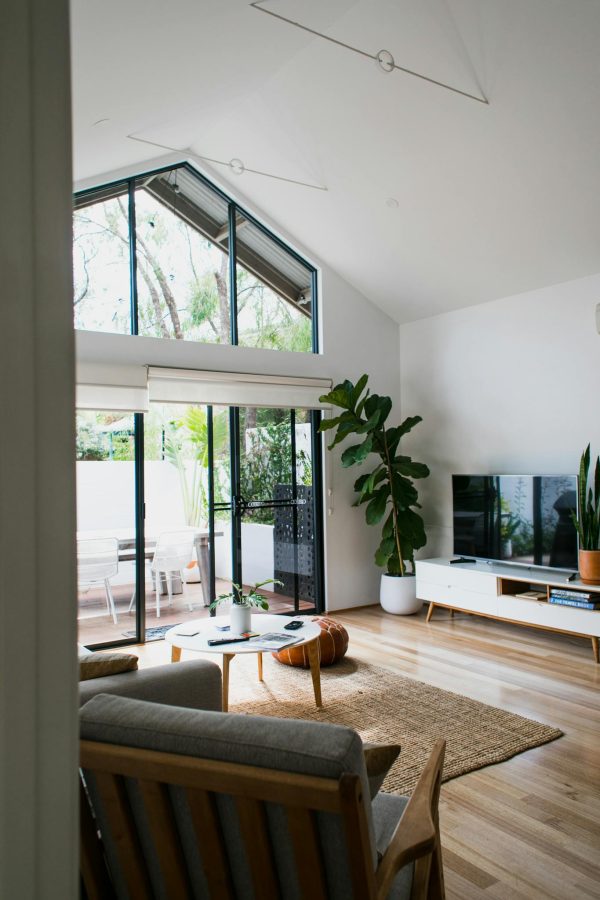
<box><xmin>548</xmin><ymin>595</ymin><xmax>600</xmax><ymax>611</ymax></box>
<box><xmin>515</xmin><ymin>590</ymin><xmax>546</xmax><ymax>601</ymax></box>
<box><xmin>551</xmin><ymin>588</ymin><xmax>596</xmax><ymax>601</ymax></box>
<box><xmin>248</xmin><ymin>632</ymin><xmax>304</xmax><ymax>652</ymax></box>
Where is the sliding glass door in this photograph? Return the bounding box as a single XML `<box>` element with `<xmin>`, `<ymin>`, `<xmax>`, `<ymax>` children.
<box><xmin>77</xmin><ymin>401</ymin><xmax>323</xmax><ymax>647</ymax></box>
<box><xmin>214</xmin><ymin>406</ymin><xmax>323</xmax><ymax>616</ymax></box>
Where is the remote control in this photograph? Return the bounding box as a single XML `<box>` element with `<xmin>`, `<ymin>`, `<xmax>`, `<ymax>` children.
<box><xmin>207</xmin><ymin>636</ymin><xmax>251</xmax><ymax>646</ymax></box>
<box><xmin>284</xmin><ymin>620</ymin><xmax>304</xmax><ymax>630</ymax></box>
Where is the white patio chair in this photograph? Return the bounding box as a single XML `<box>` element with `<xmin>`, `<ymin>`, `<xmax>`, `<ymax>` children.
<box><xmin>145</xmin><ymin>531</ymin><xmax>195</xmax><ymax>619</ymax></box>
<box><xmin>77</xmin><ymin>537</ymin><xmax>119</xmax><ymax>624</ymax></box>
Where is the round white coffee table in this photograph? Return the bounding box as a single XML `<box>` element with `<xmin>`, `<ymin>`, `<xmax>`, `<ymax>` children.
<box><xmin>165</xmin><ymin>614</ymin><xmax>323</xmax><ymax>712</ymax></box>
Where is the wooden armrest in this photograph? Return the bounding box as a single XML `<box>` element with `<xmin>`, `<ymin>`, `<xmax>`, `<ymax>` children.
<box><xmin>375</xmin><ymin>739</ymin><xmax>445</xmax><ymax>900</ymax></box>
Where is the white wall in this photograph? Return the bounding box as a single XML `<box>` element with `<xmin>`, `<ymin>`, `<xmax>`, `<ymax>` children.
<box><xmin>75</xmin><ymin>153</ymin><xmax>401</xmax><ymax>611</ymax></box>
<box><xmin>1</xmin><ymin>0</ymin><xmax>78</xmax><ymax>896</ymax></box>
<box><xmin>400</xmin><ymin>274</ymin><xmax>600</xmax><ymax>558</ymax></box>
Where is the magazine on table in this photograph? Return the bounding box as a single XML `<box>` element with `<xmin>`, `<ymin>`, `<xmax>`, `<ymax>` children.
<box><xmin>248</xmin><ymin>632</ymin><xmax>304</xmax><ymax>652</ymax></box>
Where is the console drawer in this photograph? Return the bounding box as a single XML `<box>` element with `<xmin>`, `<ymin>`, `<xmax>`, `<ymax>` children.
<box><xmin>416</xmin><ymin>562</ymin><xmax>497</xmax><ymax>596</ymax></box>
<box><xmin>417</xmin><ymin>580</ymin><xmax>498</xmax><ymax>615</ymax></box>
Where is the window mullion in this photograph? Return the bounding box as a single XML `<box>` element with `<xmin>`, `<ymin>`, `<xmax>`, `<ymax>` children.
<box><xmin>128</xmin><ymin>179</ymin><xmax>139</xmax><ymax>335</ymax></box>
<box><xmin>228</xmin><ymin>202</ymin><xmax>238</xmax><ymax>346</ymax></box>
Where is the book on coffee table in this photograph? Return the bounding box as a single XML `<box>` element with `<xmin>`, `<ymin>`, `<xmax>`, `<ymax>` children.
<box><xmin>248</xmin><ymin>633</ymin><xmax>304</xmax><ymax>652</ymax></box>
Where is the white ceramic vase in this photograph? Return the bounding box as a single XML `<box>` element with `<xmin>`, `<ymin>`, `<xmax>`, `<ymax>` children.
<box><xmin>230</xmin><ymin>603</ymin><xmax>252</xmax><ymax>634</ymax></box>
<box><xmin>379</xmin><ymin>573</ymin><xmax>422</xmax><ymax>615</ymax></box>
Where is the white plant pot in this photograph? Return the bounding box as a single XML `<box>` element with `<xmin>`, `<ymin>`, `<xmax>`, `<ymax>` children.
<box><xmin>380</xmin><ymin>573</ymin><xmax>422</xmax><ymax>615</ymax></box>
<box><xmin>183</xmin><ymin>561</ymin><xmax>201</xmax><ymax>584</ymax></box>
<box><xmin>230</xmin><ymin>603</ymin><xmax>252</xmax><ymax>634</ymax></box>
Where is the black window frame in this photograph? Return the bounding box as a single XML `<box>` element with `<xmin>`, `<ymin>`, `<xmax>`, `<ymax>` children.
<box><xmin>73</xmin><ymin>162</ymin><xmax>320</xmax><ymax>353</ymax></box>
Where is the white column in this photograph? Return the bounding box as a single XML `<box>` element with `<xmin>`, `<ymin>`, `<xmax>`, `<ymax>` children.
<box><xmin>0</xmin><ymin>0</ymin><xmax>78</xmax><ymax>897</ymax></box>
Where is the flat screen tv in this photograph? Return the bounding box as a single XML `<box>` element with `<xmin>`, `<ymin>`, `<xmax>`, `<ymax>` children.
<box><xmin>452</xmin><ymin>475</ymin><xmax>578</xmax><ymax>570</ymax></box>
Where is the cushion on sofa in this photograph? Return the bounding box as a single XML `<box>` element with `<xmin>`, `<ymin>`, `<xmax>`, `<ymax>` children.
<box><xmin>363</xmin><ymin>742</ymin><xmax>401</xmax><ymax>798</ymax></box>
<box><xmin>79</xmin><ymin>650</ymin><xmax>138</xmax><ymax>681</ymax></box>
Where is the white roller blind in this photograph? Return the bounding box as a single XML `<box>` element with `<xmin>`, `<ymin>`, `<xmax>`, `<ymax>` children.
<box><xmin>147</xmin><ymin>367</ymin><xmax>332</xmax><ymax>409</ymax></box>
<box><xmin>76</xmin><ymin>363</ymin><xmax>149</xmax><ymax>412</ymax></box>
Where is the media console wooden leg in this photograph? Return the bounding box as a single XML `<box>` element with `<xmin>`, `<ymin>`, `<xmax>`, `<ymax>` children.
<box><xmin>171</xmin><ymin>645</ymin><xmax>182</xmax><ymax>663</ymax></box>
<box><xmin>450</xmin><ymin>608</ymin><xmax>455</xmax><ymax>618</ymax></box>
<box><xmin>257</xmin><ymin>652</ymin><xmax>263</xmax><ymax>682</ymax></box>
<box><xmin>426</xmin><ymin>602</ymin><xmax>435</xmax><ymax>623</ymax></box>
<box><xmin>307</xmin><ymin>639</ymin><xmax>323</xmax><ymax>708</ymax></box>
<box><xmin>592</xmin><ymin>636</ymin><xmax>599</xmax><ymax>664</ymax></box>
<box><xmin>222</xmin><ymin>653</ymin><xmax>235</xmax><ymax>712</ymax></box>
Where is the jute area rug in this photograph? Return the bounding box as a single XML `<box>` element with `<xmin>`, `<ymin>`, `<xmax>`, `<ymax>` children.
<box><xmin>229</xmin><ymin>655</ymin><xmax>562</xmax><ymax>795</ymax></box>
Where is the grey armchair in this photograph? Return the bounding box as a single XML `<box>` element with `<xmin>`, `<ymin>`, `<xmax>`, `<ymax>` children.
<box><xmin>79</xmin><ymin>692</ymin><xmax>445</xmax><ymax>899</ymax></box>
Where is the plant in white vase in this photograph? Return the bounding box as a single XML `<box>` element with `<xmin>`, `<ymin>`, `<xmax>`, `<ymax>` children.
<box><xmin>319</xmin><ymin>375</ymin><xmax>429</xmax><ymax>615</ymax></box>
<box><xmin>209</xmin><ymin>580</ymin><xmax>282</xmax><ymax>633</ymax></box>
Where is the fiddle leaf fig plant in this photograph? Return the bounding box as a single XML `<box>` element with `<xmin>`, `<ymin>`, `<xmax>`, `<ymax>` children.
<box><xmin>319</xmin><ymin>375</ymin><xmax>429</xmax><ymax>576</ymax></box>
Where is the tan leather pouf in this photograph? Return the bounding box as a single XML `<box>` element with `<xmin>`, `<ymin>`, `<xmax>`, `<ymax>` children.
<box><xmin>273</xmin><ymin>616</ymin><xmax>349</xmax><ymax>668</ymax></box>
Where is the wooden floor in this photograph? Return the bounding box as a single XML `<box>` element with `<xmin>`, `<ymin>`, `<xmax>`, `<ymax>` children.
<box><xmin>132</xmin><ymin>604</ymin><xmax>600</xmax><ymax>899</ymax></box>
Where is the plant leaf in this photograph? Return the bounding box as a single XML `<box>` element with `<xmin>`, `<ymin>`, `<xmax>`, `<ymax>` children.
<box><xmin>341</xmin><ymin>435</ymin><xmax>373</xmax><ymax>467</ymax></box>
<box><xmin>374</xmin><ymin>537</ymin><xmax>396</xmax><ymax>567</ymax></box>
<box><xmin>397</xmin><ymin>415</ymin><xmax>423</xmax><ymax>438</ymax></box>
<box><xmin>365</xmin><ymin>486</ymin><xmax>390</xmax><ymax>524</ymax></box>
<box><xmin>392</xmin><ymin>473</ymin><xmax>419</xmax><ymax>509</ymax></box>
<box><xmin>351</xmin><ymin>374</ymin><xmax>369</xmax><ymax>407</ymax></box>
<box><xmin>393</xmin><ymin>456</ymin><xmax>430</xmax><ymax>479</ymax></box>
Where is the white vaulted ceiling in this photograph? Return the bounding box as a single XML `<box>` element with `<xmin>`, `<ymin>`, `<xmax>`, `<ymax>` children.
<box><xmin>71</xmin><ymin>0</ymin><xmax>600</xmax><ymax>323</ymax></box>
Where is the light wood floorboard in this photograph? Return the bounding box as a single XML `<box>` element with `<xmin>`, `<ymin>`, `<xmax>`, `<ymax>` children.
<box><xmin>132</xmin><ymin>604</ymin><xmax>600</xmax><ymax>899</ymax></box>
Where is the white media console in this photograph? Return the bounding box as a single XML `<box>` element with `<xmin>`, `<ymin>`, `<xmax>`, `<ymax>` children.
<box><xmin>415</xmin><ymin>558</ymin><xmax>600</xmax><ymax>663</ymax></box>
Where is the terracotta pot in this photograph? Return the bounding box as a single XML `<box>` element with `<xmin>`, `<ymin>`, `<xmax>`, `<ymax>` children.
<box><xmin>578</xmin><ymin>549</ymin><xmax>600</xmax><ymax>585</ymax></box>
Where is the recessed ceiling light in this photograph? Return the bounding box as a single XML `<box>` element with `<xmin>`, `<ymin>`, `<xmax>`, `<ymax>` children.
<box><xmin>92</xmin><ymin>118</ymin><xmax>110</xmax><ymax>127</ymax></box>
<box><xmin>386</xmin><ymin>198</ymin><xmax>399</xmax><ymax>208</ymax></box>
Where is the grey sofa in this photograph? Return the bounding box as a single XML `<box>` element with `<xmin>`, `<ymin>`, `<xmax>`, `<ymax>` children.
<box><xmin>78</xmin><ymin>658</ymin><xmax>222</xmax><ymax>711</ymax></box>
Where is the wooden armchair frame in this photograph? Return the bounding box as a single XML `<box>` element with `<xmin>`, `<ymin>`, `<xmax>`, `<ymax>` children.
<box><xmin>80</xmin><ymin>738</ymin><xmax>445</xmax><ymax>900</ymax></box>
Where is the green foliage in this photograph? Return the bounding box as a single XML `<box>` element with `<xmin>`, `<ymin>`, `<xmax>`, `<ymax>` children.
<box><xmin>209</xmin><ymin>579</ymin><xmax>282</xmax><ymax>611</ymax></box>
<box><xmin>572</xmin><ymin>444</ymin><xmax>600</xmax><ymax>550</ymax></box>
<box><xmin>163</xmin><ymin>408</ymin><xmax>228</xmax><ymax>527</ymax></box>
<box><xmin>319</xmin><ymin>375</ymin><xmax>429</xmax><ymax>576</ymax></box>
<box><xmin>240</xmin><ymin>419</ymin><xmax>311</xmax><ymax>524</ymax></box>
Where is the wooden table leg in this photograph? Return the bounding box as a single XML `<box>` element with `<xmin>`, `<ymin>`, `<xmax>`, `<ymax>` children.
<box><xmin>592</xmin><ymin>636</ymin><xmax>599</xmax><ymax>664</ymax></box>
<box><xmin>257</xmin><ymin>652</ymin><xmax>263</xmax><ymax>682</ymax></box>
<box><xmin>426</xmin><ymin>602</ymin><xmax>435</xmax><ymax>623</ymax></box>
<box><xmin>222</xmin><ymin>653</ymin><xmax>235</xmax><ymax>712</ymax></box>
<box><xmin>307</xmin><ymin>638</ymin><xmax>323</xmax><ymax>708</ymax></box>
<box><xmin>171</xmin><ymin>645</ymin><xmax>182</xmax><ymax>663</ymax></box>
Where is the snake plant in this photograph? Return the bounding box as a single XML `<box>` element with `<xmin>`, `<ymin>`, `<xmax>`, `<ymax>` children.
<box><xmin>572</xmin><ymin>444</ymin><xmax>600</xmax><ymax>550</ymax></box>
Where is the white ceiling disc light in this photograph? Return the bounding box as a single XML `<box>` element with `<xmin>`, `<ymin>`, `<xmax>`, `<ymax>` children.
<box><xmin>229</xmin><ymin>158</ymin><xmax>245</xmax><ymax>175</ymax></box>
<box><xmin>376</xmin><ymin>50</ymin><xmax>395</xmax><ymax>74</ymax></box>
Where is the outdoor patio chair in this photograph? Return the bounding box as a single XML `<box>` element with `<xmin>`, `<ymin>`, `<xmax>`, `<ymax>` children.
<box><xmin>77</xmin><ymin>537</ymin><xmax>120</xmax><ymax>625</ymax></box>
<box><xmin>149</xmin><ymin>530</ymin><xmax>195</xmax><ymax>618</ymax></box>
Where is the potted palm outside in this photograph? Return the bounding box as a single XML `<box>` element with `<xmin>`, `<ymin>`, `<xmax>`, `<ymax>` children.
<box><xmin>319</xmin><ymin>375</ymin><xmax>429</xmax><ymax>614</ymax></box>
<box><xmin>572</xmin><ymin>444</ymin><xmax>600</xmax><ymax>584</ymax></box>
